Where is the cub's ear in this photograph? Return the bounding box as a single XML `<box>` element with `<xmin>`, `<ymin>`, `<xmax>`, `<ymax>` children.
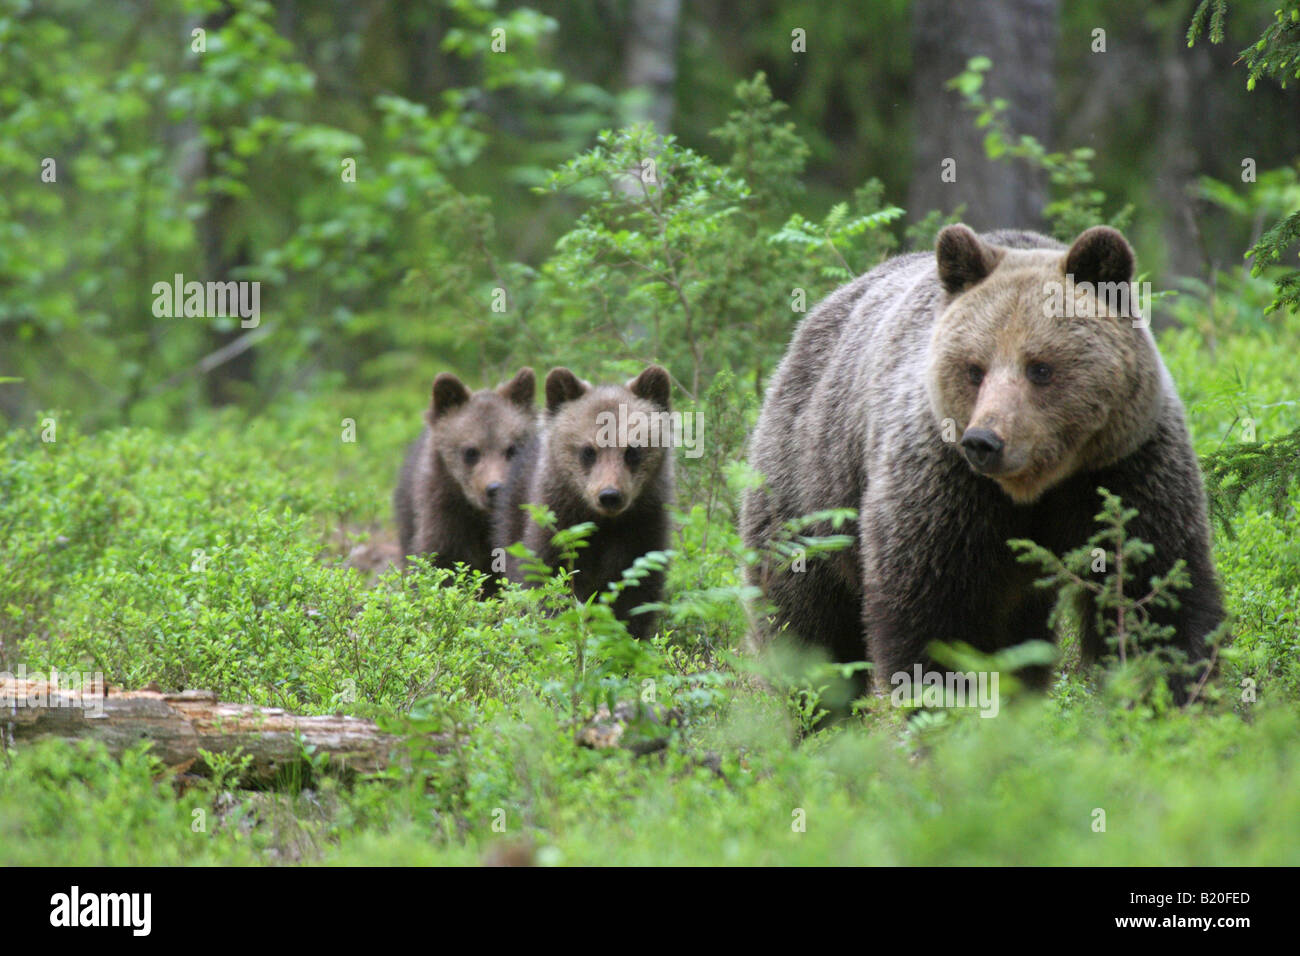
<box><xmin>936</xmin><ymin>224</ymin><xmax>1004</xmax><ymax>295</ymax></box>
<box><xmin>1064</xmin><ymin>226</ymin><xmax>1134</xmax><ymax>287</ymax></box>
<box><xmin>497</xmin><ymin>367</ymin><xmax>535</xmax><ymax>408</ymax></box>
<box><xmin>628</xmin><ymin>364</ymin><xmax>671</xmax><ymax>410</ymax></box>
<box><xmin>430</xmin><ymin>373</ymin><xmax>471</xmax><ymax>419</ymax></box>
<box><xmin>545</xmin><ymin>367</ymin><xmax>588</xmax><ymax>412</ymax></box>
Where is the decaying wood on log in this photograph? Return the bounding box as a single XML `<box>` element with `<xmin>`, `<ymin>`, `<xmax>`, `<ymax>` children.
<box><xmin>1</xmin><ymin>679</ymin><xmax>409</xmax><ymax>787</ymax></box>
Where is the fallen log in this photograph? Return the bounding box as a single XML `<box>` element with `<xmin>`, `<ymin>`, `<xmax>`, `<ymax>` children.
<box><xmin>1</xmin><ymin>679</ymin><xmax>402</xmax><ymax>787</ymax></box>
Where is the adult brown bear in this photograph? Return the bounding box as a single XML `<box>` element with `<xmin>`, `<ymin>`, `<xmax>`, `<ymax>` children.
<box><xmin>740</xmin><ymin>225</ymin><xmax>1223</xmax><ymax>698</ymax></box>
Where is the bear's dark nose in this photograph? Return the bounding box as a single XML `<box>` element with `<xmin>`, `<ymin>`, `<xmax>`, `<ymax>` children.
<box><xmin>485</xmin><ymin>482</ymin><xmax>502</xmax><ymax>501</ymax></box>
<box><xmin>960</xmin><ymin>428</ymin><xmax>1004</xmax><ymax>473</ymax></box>
<box><xmin>598</xmin><ymin>487</ymin><xmax>624</xmax><ymax>511</ymax></box>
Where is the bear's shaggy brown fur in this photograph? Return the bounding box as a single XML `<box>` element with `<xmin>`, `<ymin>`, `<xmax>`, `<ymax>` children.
<box><xmin>740</xmin><ymin>225</ymin><xmax>1224</xmax><ymax>696</ymax></box>
<box><xmin>495</xmin><ymin>366</ymin><xmax>674</xmax><ymax>639</ymax></box>
<box><xmin>394</xmin><ymin>367</ymin><xmax>536</xmax><ymax>592</ymax></box>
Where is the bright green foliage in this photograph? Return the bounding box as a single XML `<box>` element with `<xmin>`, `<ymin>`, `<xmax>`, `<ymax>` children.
<box><xmin>1187</xmin><ymin>0</ymin><xmax>1229</xmax><ymax>47</ymax></box>
<box><xmin>1185</xmin><ymin>1</ymin><xmax>1300</xmax><ymax>548</ymax></box>
<box><xmin>0</xmin><ymin>0</ymin><xmax>620</xmax><ymax>425</ymax></box>
<box><xmin>1203</xmin><ymin>430</ymin><xmax>1300</xmax><ymax>533</ymax></box>
<box><xmin>1010</xmin><ymin>490</ymin><xmax>1221</xmax><ymax>710</ymax></box>
<box><xmin>1189</xmin><ymin>2</ymin><xmax>1300</xmax><ymax>316</ymax></box>
<box><xmin>2</xmin><ymin>0</ymin><xmax>1299</xmax><ymax>868</ymax></box>
<box><xmin>949</xmin><ymin>56</ymin><xmax>1133</xmax><ymax>240</ymax></box>
<box><xmin>3</xmin><ymin>376</ymin><xmax>1298</xmax><ymax>864</ymax></box>
<box><xmin>530</xmin><ymin>73</ymin><xmax>902</xmax><ymax>397</ymax></box>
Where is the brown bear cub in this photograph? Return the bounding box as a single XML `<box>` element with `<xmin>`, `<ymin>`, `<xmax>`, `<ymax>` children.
<box><xmin>394</xmin><ymin>367</ymin><xmax>536</xmax><ymax>594</ymax></box>
<box><xmin>495</xmin><ymin>366</ymin><xmax>674</xmax><ymax>639</ymax></box>
<box><xmin>741</xmin><ymin>225</ymin><xmax>1224</xmax><ymax>700</ymax></box>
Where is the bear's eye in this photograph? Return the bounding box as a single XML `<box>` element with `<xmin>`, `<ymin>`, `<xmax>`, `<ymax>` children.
<box><xmin>463</xmin><ymin>447</ymin><xmax>481</xmax><ymax>466</ymax></box>
<box><xmin>505</xmin><ymin>443</ymin><xmax>518</xmax><ymax>461</ymax></box>
<box><xmin>966</xmin><ymin>364</ymin><xmax>985</xmax><ymax>387</ymax></box>
<box><xmin>1026</xmin><ymin>362</ymin><xmax>1054</xmax><ymax>385</ymax></box>
<box><xmin>580</xmin><ymin>445</ymin><xmax>597</xmax><ymax>468</ymax></box>
<box><xmin>625</xmin><ymin>446</ymin><xmax>643</xmax><ymax>468</ymax></box>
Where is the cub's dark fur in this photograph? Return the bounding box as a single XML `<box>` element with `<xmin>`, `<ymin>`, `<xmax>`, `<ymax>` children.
<box><xmin>495</xmin><ymin>366</ymin><xmax>674</xmax><ymax>638</ymax></box>
<box><xmin>394</xmin><ymin>367</ymin><xmax>535</xmax><ymax>592</ymax></box>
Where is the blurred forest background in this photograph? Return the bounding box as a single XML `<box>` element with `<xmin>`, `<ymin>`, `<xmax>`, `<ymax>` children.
<box><xmin>4</xmin><ymin>0</ymin><xmax>1300</xmax><ymax>866</ymax></box>
<box><xmin>3</xmin><ymin>0</ymin><xmax>1298</xmax><ymax>426</ymax></box>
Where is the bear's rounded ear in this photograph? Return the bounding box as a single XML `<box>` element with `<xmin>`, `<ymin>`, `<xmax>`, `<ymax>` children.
<box><xmin>1064</xmin><ymin>226</ymin><xmax>1134</xmax><ymax>287</ymax></box>
<box><xmin>431</xmin><ymin>373</ymin><xmax>472</xmax><ymax>419</ymax></box>
<box><xmin>628</xmin><ymin>365</ymin><xmax>671</xmax><ymax>410</ymax></box>
<box><xmin>545</xmin><ymin>367</ymin><xmax>588</xmax><ymax>412</ymax></box>
<box><xmin>936</xmin><ymin>224</ymin><xmax>1004</xmax><ymax>295</ymax></box>
<box><xmin>497</xmin><ymin>367</ymin><xmax>535</xmax><ymax>408</ymax></box>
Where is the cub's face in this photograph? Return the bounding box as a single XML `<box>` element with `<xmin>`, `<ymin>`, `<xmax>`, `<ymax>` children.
<box><xmin>545</xmin><ymin>366</ymin><xmax>672</xmax><ymax>519</ymax></box>
<box><xmin>927</xmin><ymin>226</ymin><xmax>1160</xmax><ymax>504</ymax></box>
<box><xmin>427</xmin><ymin>368</ymin><xmax>535</xmax><ymax>511</ymax></box>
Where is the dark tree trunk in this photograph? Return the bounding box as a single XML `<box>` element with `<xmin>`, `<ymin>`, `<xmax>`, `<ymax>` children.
<box><xmin>908</xmin><ymin>0</ymin><xmax>1060</xmax><ymax>232</ymax></box>
<box><xmin>625</xmin><ymin>0</ymin><xmax>681</xmax><ymax>134</ymax></box>
<box><xmin>1152</xmin><ymin>45</ymin><xmax>1204</xmax><ymax>279</ymax></box>
<box><xmin>197</xmin><ymin>5</ymin><xmax>255</xmax><ymax>407</ymax></box>
<box><xmin>198</xmin><ymin>212</ymin><xmax>254</xmax><ymax>407</ymax></box>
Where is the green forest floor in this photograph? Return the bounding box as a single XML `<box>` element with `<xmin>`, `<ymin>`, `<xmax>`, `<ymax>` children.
<box><xmin>2</xmin><ymin>313</ymin><xmax>1299</xmax><ymax>866</ymax></box>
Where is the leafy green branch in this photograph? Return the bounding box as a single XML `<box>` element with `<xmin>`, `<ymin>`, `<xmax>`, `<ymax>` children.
<box><xmin>948</xmin><ymin>56</ymin><xmax>1132</xmax><ymax>240</ymax></box>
